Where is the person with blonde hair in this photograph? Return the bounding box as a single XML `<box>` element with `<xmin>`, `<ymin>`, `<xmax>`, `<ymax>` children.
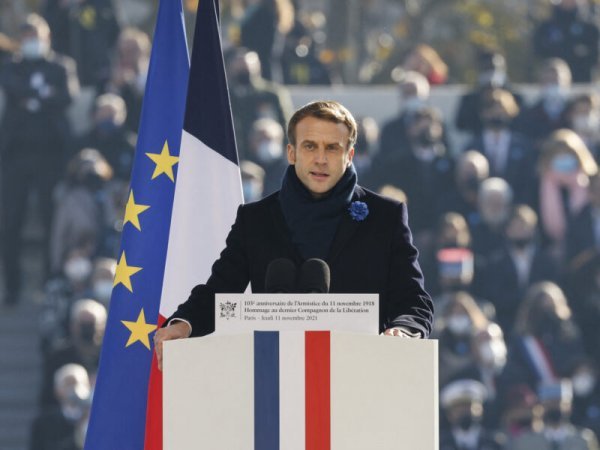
<box><xmin>538</xmin><ymin>129</ymin><xmax>598</xmax><ymax>258</ymax></box>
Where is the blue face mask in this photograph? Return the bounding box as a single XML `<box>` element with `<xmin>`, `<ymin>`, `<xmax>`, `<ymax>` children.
<box><xmin>96</xmin><ymin>119</ymin><xmax>119</xmax><ymax>134</ymax></box>
<box><xmin>551</xmin><ymin>154</ymin><xmax>579</xmax><ymax>173</ymax></box>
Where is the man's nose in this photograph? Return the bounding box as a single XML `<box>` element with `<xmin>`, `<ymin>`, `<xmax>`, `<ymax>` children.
<box><xmin>314</xmin><ymin>147</ymin><xmax>327</xmax><ymax>163</ymax></box>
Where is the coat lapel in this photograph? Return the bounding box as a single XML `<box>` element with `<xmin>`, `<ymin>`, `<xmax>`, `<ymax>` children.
<box><xmin>268</xmin><ymin>193</ymin><xmax>304</xmax><ymax>262</ymax></box>
<box><xmin>327</xmin><ymin>186</ymin><xmax>366</xmax><ymax>263</ymax></box>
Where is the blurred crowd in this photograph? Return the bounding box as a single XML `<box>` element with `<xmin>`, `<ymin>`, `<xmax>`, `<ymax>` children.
<box><xmin>1</xmin><ymin>0</ymin><xmax>600</xmax><ymax>449</ymax></box>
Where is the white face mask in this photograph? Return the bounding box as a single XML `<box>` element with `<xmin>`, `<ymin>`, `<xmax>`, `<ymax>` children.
<box><xmin>256</xmin><ymin>140</ymin><xmax>282</xmax><ymax>163</ymax></box>
<box><xmin>21</xmin><ymin>38</ymin><xmax>48</xmax><ymax>60</ymax></box>
<box><xmin>93</xmin><ymin>280</ymin><xmax>114</xmax><ymax>304</ymax></box>
<box><xmin>573</xmin><ymin>372</ymin><xmax>596</xmax><ymax>397</ymax></box>
<box><xmin>64</xmin><ymin>257</ymin><xmax>93</xmax><ymax>283</ymax></box>
<box><xmin>447</xmin><ymin>314</ymin><xmax>472</xmax><ymax>335</ymax></box>
<box><xmin>478</xmin><ymin>340</ymin><xmax>507</xmax><ymax>370</ymax></box>
<box><xmin>403</xmin><ymin>96</ymin><xmax>425</xmax><ymax>113</ymax></box>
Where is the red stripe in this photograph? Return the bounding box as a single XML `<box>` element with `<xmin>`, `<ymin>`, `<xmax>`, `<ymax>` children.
<box><xmin>144</xmin><ymin>314</ymin><xmax>166</xmax><ymax>450</ymax></box>
<box><xmin>305</xmin><ymin>331</ymin><xmax>330</xmax><ymax>450</ymax></box>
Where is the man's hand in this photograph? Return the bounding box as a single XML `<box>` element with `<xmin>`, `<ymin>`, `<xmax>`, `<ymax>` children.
<box><xmin>154</xmin><ymin>321</ymin><xmax>191</xmax><ymax>371</ymax></box>
<box><xmin>383</xmin><ymin>327</ymin><xmax>419</xmax><ymax>338</ymax></box>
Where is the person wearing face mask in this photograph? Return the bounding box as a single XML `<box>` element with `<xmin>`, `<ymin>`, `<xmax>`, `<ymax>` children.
<box><xmin>501</xmin><ymin>282</ymin><xmax>588</xmax><ymax>398</ymax></box>
<box><xmin>470</xmin><ymin>178</ymin><xmax>513</xmax><ymax>259</ymax></box>
<box><xmin>435</xmin><ymin>291</ymin><xmax>489</xmax><ymax>387</ymax></box>
<box><xmin>476</xmin><ymin>205</ymin><xmax>559</xmax><ymax>333</ymax></box>
<box><xmin>30</xmin><ymin>363</ymin><xmax>92</xmax><ymax>450</ymax></box>
<box><xmin>40</xmin><ymin>299</ymin><xmax>106</xmax><ymax>406</ymax></box>
<box><xmin>76</xmin><ymin>93</ymin><xmax>135</xmax><ymax>181</ymax></box>
<box><xmin>511</xmin><ymin>381</ymin><xmax>599</xmax><ymax>450</ymax></box>
<box><xmin>370</xmin><ymin>107</ymin><xmax>454</xmax><ymax>250</ymax></box>
<box><xmin>0</xmin><ymin>14</ymin><xmax>80</xmax><ymax>306</ymax></box>
<box><xmin>224</xmin><ymin>47</ymin><xmax>292</xmax><ymax>160</ymax></box>
<box><xmin>90</xmin><ymin>257</ymin><xmax>116</xmax><ymax>308</ymax></box>
<box><xmin>49</xmin><ymin>150</ymin><xmax>114</xmax><ymax>276</ymax></box>
<box><xmin>465</xmin><ymin>89</ymin><xmax>536</xmax><ymax>207</ymax></box>
<box><xmin>516</xmin><ymin>59</ymin><xmax>572</xmax><ymax>146</ymax></box>
<box><xmin>570</xmin><ymin>360</ymin><xmax>600</xmax><ymax>440</ymax></box>
<box><xmin>455</xmin><ymin>50</ymin><xmax>524</xmax><ymax>137</ymax></box>
<box><xmin>533</xmin><ymin>0</ymin><xmax>599</xmax><ymax>84</ymax></box>
<box><xmin>443</xmin><ymin>151</ymin><xmax>490</xmax><ymax>229</ymax></box>
<box><xmin>247</xmin><ymin>118</ymin><xmax>288</xmax><ymax>195</ymax></box>
<box><xmin>379</xmin><ymin>71</ymin><xmax>450</xmax><ymax>157</ymax></box>
<box><xmin>108</xmin><ymin>27</ymin><xmax>151</xmax><ymax>135</ymax></box>
<box><xmin>439</xmin><ymin>379</ymin><xmax>506</xmax><ymax>450</ymax></box>
<box><xmin>538</xmin><ymin>129</ymin><xmax>597</xmax><ymax>260</ymax></box>
<box><xmin>240</xmin><ymin>160</ymin><xmax>266</xmax><ymax>203</ymax></box>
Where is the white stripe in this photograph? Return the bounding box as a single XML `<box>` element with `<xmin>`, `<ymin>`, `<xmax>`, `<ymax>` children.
<box><xmin>159</xmin><ymin>130</ymin><xmax>243</xmax><ymax>317</ymax></box>
<box><xmin>523</xmin><ymin>336</ymin><xmax>556</xmax><ymax>383</ymax></box>
<box><xmin>279</xmin><ymin>332</ymin><xmax>305</xmax><ymax>450</ymax></box>
<box><xmin>163</xmin><ymin>334</ymin><xmax>254</xmax><ymax>449</ymax></box>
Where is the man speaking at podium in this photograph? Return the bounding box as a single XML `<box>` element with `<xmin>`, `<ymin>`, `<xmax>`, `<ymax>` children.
<box><xmin>154</xmin><ymin>100</ymin><xmax>433</xmax><ymax>368</ymax></box>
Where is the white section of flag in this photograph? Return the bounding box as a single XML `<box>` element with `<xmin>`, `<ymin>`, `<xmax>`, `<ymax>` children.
<box><xmin>279</xmin><ymin>331</ymin><xmax>306</xmax><ymax>450</ymax></box>
<box><xmin>159</xmin><ymin>129</ymin><xmax>243</xmax><ymax>318</ymax></box>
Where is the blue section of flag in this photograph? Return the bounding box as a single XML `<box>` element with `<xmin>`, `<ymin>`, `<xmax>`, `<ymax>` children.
<box><xmin>84</xmin><ymin>1</ymin><xmax>189</xmax><ymax>449</ymax></box>
<box><xmin>254</xmin><ymin>331</ymin><xmax>280</xmax><ymax>450</ymax></box>
<box><xmin>184</xmin><ymin>0</ymin><xmax>238</xmax><ymax>165</ymax></box>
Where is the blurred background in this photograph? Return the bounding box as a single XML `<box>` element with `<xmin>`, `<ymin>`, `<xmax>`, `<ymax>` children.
<box><xmin>3</xmin><ymin>0</ymin><xmax>600</xmax><ymax>449</ymax></box>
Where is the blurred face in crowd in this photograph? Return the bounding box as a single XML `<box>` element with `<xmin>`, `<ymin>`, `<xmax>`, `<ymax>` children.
<box><xmin>541</xmin><ymin>65</ymin><xmax>570</xmax><ymax>93</ymax></box>
<box><xmin>479</xmin><ymin>190</ymin><xmax>511</xmax><ymax>228</ymax></box>
<box><xmin>250</xmin><ymin>125</ymin><xmax>284</xmax><ymax>165</ymax></box>
<box><xmin>446</xmin><ymin>400</ymin><xmax>484</xmax><ymax>431</ymax></box>
<box><xmin>94</xmin><ymin>104</ymin><xmax>121</xmax><ymax>135</ymax></box>
<box><xmin>54</xmin><ymin>368</ymin><xmax>91</xmax><ymax>421</ymax></box>
<box><xmin>20</xmin><ymin>26</ymin><xmax>50</xmax><ymax>60</ymax></box>
<box><xmin>445</xmin><ymin>302</ymin><xmax>473</xmax><ymax>336</ymax></box>
<box><xmin>408</xmin><ymin>114</ymin><xmax>443</xmax><ymax>149</ymax></box>
<box><xmin>71</xmin><ymin>306</ymin><xmax>106</xmax><ymax>348</ymax></box>
<box><xmin>227</xmin><ymin>51</ymin><xmax>261</xmax><ymax>85</ymax></box>
<box><xmin>473</xmin><ymin>327</ymin><xmax>507</xmax><ymax>372</ymax></box>
<box><xmin>482</xmin><ymin>103</ymin><xmax>510</xmax><ymax>131</ymax></box>
<box><xmin>528</xmin><ymin>293</ymin><xmax>564</xmax><ymax>336</ymax></box>
<box><xmin>287</xmin><ymin>116</ymin><xmax>354</xmax><ymax>199</ymax></box>
<box><xmin>572</xmin><ymin>363</ymin><xmax>597</xmax><ymax>398</ymax></box>
<box><xmin>570</xmin><ymin>100</ymin><xmax>600</xmax><ymax>136</ymax></box>
<box><xmin>506</xmin><ymin>215</ymin><xmax>536</xmax><ymax>249</ymax></box>
<box><xmin>63</xmin><ymin>251</ymin><xmax>93</xmax><ymax>287</ymax></box>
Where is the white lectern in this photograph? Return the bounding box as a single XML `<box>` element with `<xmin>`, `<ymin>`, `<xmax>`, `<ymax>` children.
<box><xmin>163</xmin><ymin>294</ymin><xmax>438</xmax><ymax>450</ymax></box>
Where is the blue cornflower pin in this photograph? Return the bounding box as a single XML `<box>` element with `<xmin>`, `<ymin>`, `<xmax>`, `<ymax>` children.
<box><xmin>349</xmin><ymin>201</ymin><xmax>369</xmax><ymax>221</ymax></box>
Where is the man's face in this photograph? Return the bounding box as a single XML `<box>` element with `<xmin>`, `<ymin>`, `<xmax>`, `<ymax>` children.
<box><xmin>287</xmin><ymin>116</ymin><xmax>354</xmax><ymax>198</ymax></box>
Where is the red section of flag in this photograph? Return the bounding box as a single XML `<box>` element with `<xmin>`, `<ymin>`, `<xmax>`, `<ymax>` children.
<box><xmin>144</xmin><ymin>314</ymin><xmax>166</xmax><ymax>450</ymax></box>
<box><xmin>305</xmin><ymin>331</ymin><xmax>331</xmax><ymax>450</ymax></box>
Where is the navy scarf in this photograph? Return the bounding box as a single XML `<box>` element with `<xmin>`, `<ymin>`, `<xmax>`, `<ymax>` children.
<box><xmin>279</xmin><ymin>164</ymin><xmax>357</xmax><ymax>260</ymax></box>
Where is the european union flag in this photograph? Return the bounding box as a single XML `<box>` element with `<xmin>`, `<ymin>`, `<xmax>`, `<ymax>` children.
<box><xmin>84</xmin><ymin>0</ymin><xmax>190</xmax><ymax>448</ymax></box>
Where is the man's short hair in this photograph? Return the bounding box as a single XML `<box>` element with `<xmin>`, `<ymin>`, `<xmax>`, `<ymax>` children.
<box><xmin>287</xmin><ymin>100</ymin><xmax>358</xmax><ymax>149</ymax></box>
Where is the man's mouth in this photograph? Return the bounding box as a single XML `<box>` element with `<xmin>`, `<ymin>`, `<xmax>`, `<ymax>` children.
<box><xmin>310</xmin><ymin>171</ymin><xmax>329</xmax><ymax>180</ymax></box>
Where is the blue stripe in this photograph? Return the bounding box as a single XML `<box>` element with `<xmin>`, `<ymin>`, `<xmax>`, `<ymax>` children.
<box><xmin>254</xmin><ymin>331</ymin><xmax>280</xmax><ymax>450</ymax></box>
<box><xmin>183</xmin><ymin>0</ymin><xmax>239</xmax><ymax>166</ymax></box>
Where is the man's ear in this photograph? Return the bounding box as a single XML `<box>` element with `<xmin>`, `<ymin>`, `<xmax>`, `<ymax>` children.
<box><xmin>346</xmin><ymin>146</ymin><xmax>355</xmax><ymax>166</ymax></box>
<box><xmin>286</xmin><ymin>143</ymin><xmax>296</xmax><ymax>165</ymax></box>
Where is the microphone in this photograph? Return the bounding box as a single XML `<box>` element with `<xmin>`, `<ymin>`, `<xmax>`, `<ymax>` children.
<box><xmin>297</xmin><ymin>259</ymin><xmax>330</xmax><ymax>293</ymax></box>
<box><xmin>265</xmin><ymin>258</ymin><xmax>297</xmax><ymax>293</ymax></box>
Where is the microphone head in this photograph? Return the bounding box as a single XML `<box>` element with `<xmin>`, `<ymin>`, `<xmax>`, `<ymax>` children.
<box><xmin>298</xmin><ymin>258</ymin><xmax>330</xmax><ymax>293</ymax></box>
<box><xmin>265</xmin><ymin>258</ymin><xmax>297</xmax><ymax>293</ymax></box>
